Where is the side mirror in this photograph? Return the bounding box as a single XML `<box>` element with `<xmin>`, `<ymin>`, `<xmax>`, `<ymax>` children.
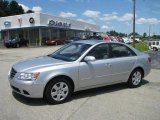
<box><xmin>84</xmin><ymin>56</ymin><xmax>96</xmax><ymax>62</ymax></box>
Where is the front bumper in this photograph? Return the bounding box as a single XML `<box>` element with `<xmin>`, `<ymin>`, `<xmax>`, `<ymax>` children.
<box><xmin>9</xmin><ymin>76</ymin><xmax>44</xmax><ymax>98</ymax></box>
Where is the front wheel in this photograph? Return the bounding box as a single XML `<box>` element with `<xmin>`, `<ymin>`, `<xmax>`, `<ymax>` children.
<box><xmin>127</xmin><ymin>69</ymin><xmax>143</xmax><ymax>88</ymax></box>
<box><xmin>16</xmin><ymin>44</ymin><xmax>20</xmax><ymax>48</ymax></box>
<box><xmin>44</xmin><ymin>78</ymin><xmax>72</xmax><ymax>104</ymax></box>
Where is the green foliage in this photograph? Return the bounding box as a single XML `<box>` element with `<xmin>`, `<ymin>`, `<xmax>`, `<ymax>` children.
<box><xmin>152</xmin><ymin>35</ymin><xmax>160</xmax><ymax>39</ymax></box>
<box><xmin>130</xmin><ymin>41</ymin><xmax>149</xmax><ymax>52</ymax></box>
<box><xmin>0</xmin><ymin>0</ymin><xmax>24</xmax><ymax>17</ymax></box>
<box><xmin>26</xmin><ymin>10</ymin><xmax>34</xmax><ymax>13</ymax></box>
<box><xmin>143</xmin><ymin>32</ymin><xmax>147</xmax><ymax>38</ymax></box>
<box><xmin>128</xmin><ymin>32</ymin><xmax>140</xmax><ymax>36</ymax></box>
<box><xmin>106</xmin><ymin>30</ymin><xmax>127</xmax><ymax>37</ymax></box>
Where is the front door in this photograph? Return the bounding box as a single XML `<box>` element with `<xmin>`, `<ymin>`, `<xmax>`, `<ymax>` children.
<box><xmin>79</xmin><ymin>43</ymin><xmax>112</xmax><ymax>88</ymax></box>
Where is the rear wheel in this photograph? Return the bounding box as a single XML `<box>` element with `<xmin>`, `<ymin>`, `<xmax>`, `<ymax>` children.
<box><xmin>127</xmin><ymin>69</ymin><xmax>142</xmax><ymax>88</ymax></box>
<box><xmin>44</xmin><ymin>78</ymin><xmax>72</xmax><ymax>104</ymax></box>
<box><xmin>153</xmin><ymin>47</ymin><xmax>158</xmax><ymax>51</ymax></box>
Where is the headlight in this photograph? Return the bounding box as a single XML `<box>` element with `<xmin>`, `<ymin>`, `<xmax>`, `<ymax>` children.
<box><xmin>18</xmin><ymin>72</ymin><xmax>40</xmax><ymax>81</ymax></box>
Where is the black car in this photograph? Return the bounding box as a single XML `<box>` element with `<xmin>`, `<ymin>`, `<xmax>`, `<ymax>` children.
<box><xmin>88</xmin><ymin>35</ymin><xmax>104</xmax><ymax>40</ymax></box>
<box><xmin>4</xmin><ymin>38</ymin><xmax>29</xmax><ymax>48</ymax></box>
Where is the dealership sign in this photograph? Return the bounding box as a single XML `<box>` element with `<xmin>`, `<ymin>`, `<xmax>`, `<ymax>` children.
<box><xmin>48</xmin><ymin>20</ymin><xmax>71</xmax><ymax>28</ymax></box>
<box><xmin>4</xmin><ymin>21</ymin><xmax>11</xmax><ymax>26</ymax></box>
<box><xmin>29</xmin><ymin>17</ymin><xmax>35</xmax><ymax>24</ymax></box>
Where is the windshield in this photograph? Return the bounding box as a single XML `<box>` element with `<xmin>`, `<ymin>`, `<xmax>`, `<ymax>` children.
<box><xmin>49</xmin><ymin>43</ymin><xmax>92</xmax><ymax>61</ymax></box>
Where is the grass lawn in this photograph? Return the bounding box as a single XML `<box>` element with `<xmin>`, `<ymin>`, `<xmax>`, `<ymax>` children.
<box><xmin>130</xmin><ymin>41</ymin><xmax>149</xmax><ymax>52</ymax></box>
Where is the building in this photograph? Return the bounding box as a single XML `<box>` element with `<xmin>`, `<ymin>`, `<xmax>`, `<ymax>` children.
<box><xmin>0</xmin><ymin>13</ymin><xmax>100</xmax><ymax>46</ymax></box>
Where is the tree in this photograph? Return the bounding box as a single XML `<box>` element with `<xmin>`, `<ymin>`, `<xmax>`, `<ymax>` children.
<box><xmin>118</xmin><ymin>32</ymin><xmax>126</xmax><ymax>37</ymax></box>
<box><xmin>106</xmin><ymin>30</ymin><xmax>126</xmax><ymax>37</ymax></box>
<box><xmin>26</xmin><ymin>10</ymin><xmax>34</xmax><ymax>13</ymax></box>
<box><xmin>0</xmin><ymin>0</ymin><xmax>9</xmax><ymax>17</ymax></box>
<box><xmin>143</xmin><ymin>32</ymin><xmax>147</xmax><ymax>38</ymax></box>
<box><xmin>106</xmin><ymin>30</ymin><xmax>118</xmax><ymax>36</ymax></box>
<box><xmin>0</xmin><ymin>0</ymin><xmax>24</xmax><ymax>17</ymax></box>
<box><xmin>9</xmin><ymin>0</ymin><xmax>24</xmax><ymax>15</ymax></box>
<box><xmin>128</xmin><ymin>32</ymin><xmax>140</xmax><ymax>36</ymax></box>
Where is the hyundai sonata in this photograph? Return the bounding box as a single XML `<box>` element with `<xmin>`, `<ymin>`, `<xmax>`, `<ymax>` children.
<box><xmin>9</xmin><ymin>40</ymin><xmax>151</xmax><ymax>104</ymax></box>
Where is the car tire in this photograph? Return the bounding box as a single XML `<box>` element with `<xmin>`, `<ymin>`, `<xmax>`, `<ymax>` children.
<box><xmin>153</xmin><ymin>47</ymin><xmax>158</xmax><ymax>51</ymax></box>
<box><xmin>26</xmin><ymin>43</ymin><xmax>29</xmax><ymax>47</ymax></box>
<box><xmin>44</xmin><ymin>78</ymin><xmax>72</xmax><ymax>104</ymax></box>
<box><xmin>127</xmin><ymin>69</ymin><xmax>143</xmax><ymax>88</ymax></box>
<box><xmin>16</xmin><ymin>44</ymin><xmax>20</xmax><ymax>48</ymax></box>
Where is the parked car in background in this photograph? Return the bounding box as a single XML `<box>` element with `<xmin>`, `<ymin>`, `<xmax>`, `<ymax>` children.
<box><xmin>130</xmin><ymin>36</ymin><xmax>141</xmax><ymax>42</ymax></box>
<box><xmin>46</xmin><ymin>38</ymin><xmax>66</xmax><ymax>45</ymax></box>
<box><xmin>9</xmin><ymin>40</ymin><xmax>151</xmax><ymax>104</ymax></box>
<box><xmin>149</xmin><ymin>41</ymin><xmax>160</xmax><ymax>51</ymax></box>
<box><xmin>4</xmin><ymin>38</ymin><xmax>29</xmax><ymax>48</ymax></box>
<box><xmin>123</xmin><ymin>37</ymin><xmax>131</xmax><ymax>44</ymax></box>
<box><xmin>102</xmin><ymin>36</ymin><xmax>113</xmax><ymax>42</ymax></box>
<box><xmin>65</xmin><ymin>37</ymin><xmax>82</xmax><ymax>43</ymax></box>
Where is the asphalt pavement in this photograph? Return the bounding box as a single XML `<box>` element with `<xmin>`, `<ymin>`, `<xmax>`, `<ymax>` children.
<box><xmin>0</xmin><ymin>47</ymin><xmax>160</xmax><ymax>120</ymax></box>
<box><xmin>146</xmin><ymin>50</ymin><xmax>160</xmax><ymax>69</ymax></box>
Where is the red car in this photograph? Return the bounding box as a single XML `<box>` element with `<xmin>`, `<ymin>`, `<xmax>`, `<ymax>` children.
<box><xmin>102</xmin><ymin>36</ymin><xmax>113</xmax><ymax>42</ymax></box>
<box><xmin>46</xmin><ymin>38</ymin><xmax>66</xmax><ymax>45</ymax></box>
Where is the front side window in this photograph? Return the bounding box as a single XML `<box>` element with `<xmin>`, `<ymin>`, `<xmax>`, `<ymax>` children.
<box><xmin>87</xmin><ymin>44</ymin><xmax>109</xmax><ymax>60</ymax></box>
<box><xmin>110</xmin><ymin>43</ymin><xmax>136</xmax><ymax>58</ymax></box>
<box><xmin>50</xmin><ymin>43</ymin><xmax>91</xmax><ymax>61</ymax></box>
<box><xmin>153</xmin><ymin>42</ymin><xmax>155</xmax><ymax>45</ymax></box>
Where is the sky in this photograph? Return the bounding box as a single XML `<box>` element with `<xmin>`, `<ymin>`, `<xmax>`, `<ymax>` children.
<box><xmin>15</xmin><ymin>0</ymin><xmax>160</xmax><ymax>35</ymax></box>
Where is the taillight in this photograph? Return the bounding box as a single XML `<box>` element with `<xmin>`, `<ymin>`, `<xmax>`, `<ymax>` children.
<box><xmin>148</xmin><ymin>57</ymin><xmax>151</xmax><ymax>64</ymax></box>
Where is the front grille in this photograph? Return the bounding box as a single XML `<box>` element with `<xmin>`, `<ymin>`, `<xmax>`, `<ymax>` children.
<box><xmin>10</xmin><ymin>68</ymin><xmax>17</xmax><ymax>79</ymax></box>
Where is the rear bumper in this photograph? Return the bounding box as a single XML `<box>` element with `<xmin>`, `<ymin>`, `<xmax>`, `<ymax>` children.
<box><xmin>144</xmin><ymin>64</ymin><xmax>151</xmax><ymax>78</ymax></box>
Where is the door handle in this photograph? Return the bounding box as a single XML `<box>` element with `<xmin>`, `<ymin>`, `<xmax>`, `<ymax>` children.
<box><xmin>129</xmin><ymin>60</ymin><xmax>134</xmax><ymax>62</ymax></box>
<box><xmin>105</xmin><ymin>63</ymin><xmax>111</xmax><ymax>67</ymax></box>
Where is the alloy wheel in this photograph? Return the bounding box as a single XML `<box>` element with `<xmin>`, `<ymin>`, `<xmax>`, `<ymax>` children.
<box><xmin>132</xmin><ymin>71</ymin><xmax>142</xmax><ymax>86</ymax></box>
<box><xmin>50</xmin><ymin>82</ymin><xmax>69</xmax><ymax>101</ymax></box>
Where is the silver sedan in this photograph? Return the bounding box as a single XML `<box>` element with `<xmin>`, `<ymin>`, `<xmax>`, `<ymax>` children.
<box><xmin>9</xmin><ymin>40</ymin><xmax>151</xmax><ymax>104</ymax></box>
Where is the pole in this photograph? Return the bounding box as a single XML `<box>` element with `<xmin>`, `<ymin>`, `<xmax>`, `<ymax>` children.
<box><xmin>148</xmin><ymin>25</ymin><xmax>151</xmax><ymax>41</ymax></box>
<box><xmin>133</xmin><ymin>0</ymin><xmax>136</xmax><ymax>47</ymax></box>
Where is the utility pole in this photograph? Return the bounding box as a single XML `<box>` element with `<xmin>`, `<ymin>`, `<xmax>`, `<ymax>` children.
<box><xmin>148</xmin><ymin>25</ymin><xmax>151</xmax><ymax>41</ymax></box>
<box><xmin>133</xmin><ymin>0</ymin><xmax>136</xmax><ymax>47</ymax></box>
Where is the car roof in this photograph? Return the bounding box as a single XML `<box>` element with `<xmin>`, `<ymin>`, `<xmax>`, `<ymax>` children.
<box><xmin>74</xmin><ymin>40</ymin><xmax>118</xmax><ymax>45</ymax></box>
<box><xmin>74</xmin><ymin>40</ymin><xmax>106</xmax><ymax>45</ymax></box>
<box><xmin>73</xmin><ymin>40</ymin><xmax>142</xmax><ymax>55</ymax></box>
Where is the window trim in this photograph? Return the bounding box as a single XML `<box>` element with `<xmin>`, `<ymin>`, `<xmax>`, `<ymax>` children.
<box><xmin>81</xmin><ymin>43</ymin><xmax>137</xmax><ymax>62</ymax></box>
<box><xmin>109</xmin><ymin>43</ymin><xmax>137</xmax><ymax>58</ymax></box>
<box><xmin>81</xmin><ymin>43</ymin><xmax>110</xmax><ymax>62</ymax></box>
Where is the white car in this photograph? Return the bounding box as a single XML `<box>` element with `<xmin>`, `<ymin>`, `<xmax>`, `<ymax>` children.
<box><xmin>123</xmin><ymin>37</ymin><xmax>131</xmax><ymax>44</ymax></box>
<box><xmin>149</xmin><ymin>41</ymin><xmax>160</xmax><ymax>51</ymax></box>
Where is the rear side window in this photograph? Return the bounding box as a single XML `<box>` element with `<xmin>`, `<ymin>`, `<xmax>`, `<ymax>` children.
<box><xmin>156</xmin><ymin>42</ymin><xmax>159</xmax><ymax>45</ymax></box>
<box><xmin>110</xmin><ymin>43</ymin><xmax>136</xmax><ymax>58</ymax></box>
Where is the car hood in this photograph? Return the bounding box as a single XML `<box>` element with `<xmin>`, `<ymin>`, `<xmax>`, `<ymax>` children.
<box><xmin>13</xmin><ymin>56</ymin><xmax>70</xmax><ymax>72</ymax></box>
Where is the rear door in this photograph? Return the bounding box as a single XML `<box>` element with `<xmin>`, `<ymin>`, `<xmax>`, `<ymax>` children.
<box><xmin>108</xmin><ymin>43</ymin><xmax>137</xmax><ymax>82</ymax></box>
